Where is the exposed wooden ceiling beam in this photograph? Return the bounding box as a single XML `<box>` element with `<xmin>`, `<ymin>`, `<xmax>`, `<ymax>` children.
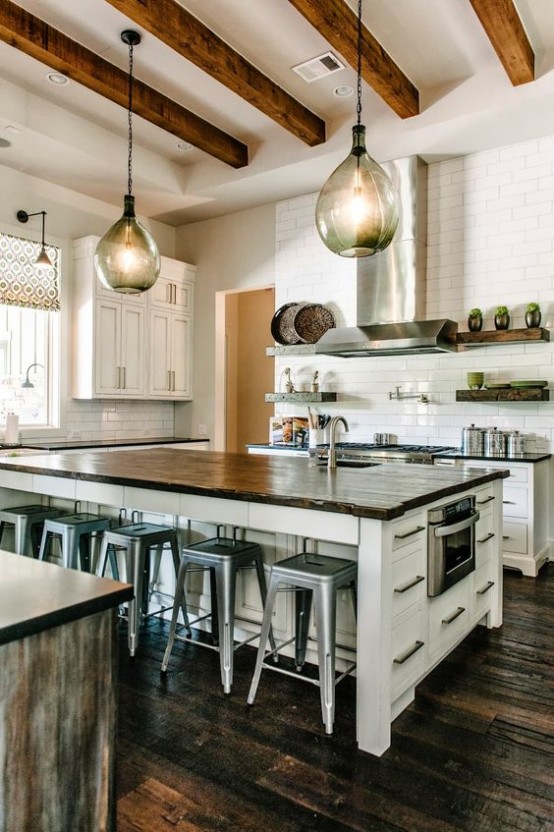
<box><xmin>0</xmin><ymin>0</ymin><xmax>248</xmax><ymax>168</ymax></box>
<box><xmin>469</xmin><ymin>0</ymin><xmax>535</xmax><ymax>85</ymax></box>
<box><xmin>104</xmin><ymin>0</ymin><xmax>326</xmax><ymax>147</ymax></box>
<box><xmin>286</xmin><ymin>0</ymin><xmax>419</xmax><ymax>120</ymax></box>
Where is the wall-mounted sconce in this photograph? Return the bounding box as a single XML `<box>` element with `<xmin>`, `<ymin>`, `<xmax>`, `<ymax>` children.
<box><xmin>21</xmin><ymin>363</ymin><xmax>44</xmax><ymax>389</ymax></box>
<box><xmin>16</xmin><ymin>210</ymin><xmax>53</xmax><ymax>266</ymax></box>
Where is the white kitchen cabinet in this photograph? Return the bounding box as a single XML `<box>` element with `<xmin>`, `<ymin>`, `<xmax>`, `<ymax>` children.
<box><xmin>149</xmin><ymin>256</ymin><xmax>194</xmax><ymax>313</ymax></box>
<box><xmin>71</xmin><ymin>236</ymin><xmax>195</xmax><ymax>401</ymax></box>
<box><xmin>452</xmin><ymin>458</ymin><xmax>549</xmax><ymax>577</ymax></box>
<box><xmin>148</xmin><ymin>308</ymin><xmax>192</xmax><ymax>399</ymax></box>
<box><xmin>94</xmin><ymin>299</ymin><xmax>145</xmax><ymax>396</ymax></box>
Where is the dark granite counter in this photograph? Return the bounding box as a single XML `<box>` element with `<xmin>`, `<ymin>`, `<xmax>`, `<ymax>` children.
<box><xmin>434</xmin><ymin>450</ymin><xmax>551</xmax><ymax>463</ymax></box>
<box><xmin>0</xmin><ymin>550</ymin><xmax>132</xmax><ymax>646</ymax></box>
<box><xmin>11</xmin><ymin>436</ymin><xmax>207</xmax><ymax>451</ymax></box>
<box><xmin>0</xmin><ymin>448</ymin><xmax>509</xmax><ymax>521</ymax></box>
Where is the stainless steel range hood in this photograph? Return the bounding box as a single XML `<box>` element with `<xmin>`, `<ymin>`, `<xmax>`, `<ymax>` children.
<box><xmin>315</xmin><ymin>156</ymin><xmax>458</xmax><ymax>357</ymax></box>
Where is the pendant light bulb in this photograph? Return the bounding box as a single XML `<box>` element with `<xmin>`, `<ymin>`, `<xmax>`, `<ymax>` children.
<box><xmin>316</xmin><ymin>125</ymin><xmax>399</xmax><ymax>257</ymax></box>
<box><xmin>315</xmin><ymin>0</ymin><xmax>399</xmax><ymax>257</ymax></box>
<box><xmin>94</xmin><ymin>30</ymin><xmax>160</xmax><ymax>294</ymax></box>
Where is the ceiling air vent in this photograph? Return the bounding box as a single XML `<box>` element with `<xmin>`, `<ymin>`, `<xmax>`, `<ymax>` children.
<box><xmin>292</xmin><ymin>52</ymin><xmax>345</xmax><ymax>83</ymax></box>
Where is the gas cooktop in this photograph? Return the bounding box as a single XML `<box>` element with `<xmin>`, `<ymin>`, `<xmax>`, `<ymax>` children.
<box><xmin>316</xmin><ymin>443</ymin><xmax>457</xmax><ymax>464</ymax></box>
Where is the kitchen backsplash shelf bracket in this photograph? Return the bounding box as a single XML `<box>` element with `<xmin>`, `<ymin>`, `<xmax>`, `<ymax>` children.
<box><xmin>456</xmin><ymin>388</ymin><xmax>550</xmax><ymax>402</ymax></box>
<box><xmin>265</xmin><ymin>392</ymin><xmax>337</xmax><ymax>403</ymax></box>
<box><xmin>456</xmin><ymin>327</ymin><xmax>550</xmax><ymax>346</ymax></box>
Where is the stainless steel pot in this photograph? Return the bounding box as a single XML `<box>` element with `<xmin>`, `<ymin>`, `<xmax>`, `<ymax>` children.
<box><xmin>374</xmin><ymin>432</ymin><xmax>395</xmax><ymax>445</ymax></box>
<box><xmin>506</xmin><ymin>430</ymin><xmax>526</xmax><ymax>457</ymax></box>
<box><xmin>461</xmin><ymin>424</ymin><xmax>484</xmax><ymax>455</ymax></box>
<box><xmin>484</xmin><ymin>427</ymin><xmax>506</xmax><ymax>457</ymax></box>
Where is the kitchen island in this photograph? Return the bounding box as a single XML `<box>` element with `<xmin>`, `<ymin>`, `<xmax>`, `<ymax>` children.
<box><xmin>0</xmin><ymin>550</ymin><xmax>132</xmax><ymax>832</ymax></box>
<box><xmin>0</xmin><ymin>449</ymin><xmax>508</xmax><ymax>756</ymax></box>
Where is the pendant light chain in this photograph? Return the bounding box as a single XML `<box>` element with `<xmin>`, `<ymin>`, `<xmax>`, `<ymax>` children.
<box><xmin>356</xmin><ymin>0</ymin><xmax>362</xmax><ymax>127</ymax></box>
<box><xmin>127</xmin><ymin>40</ymin><xmax>134</xmax><ymax>198</ymax></box>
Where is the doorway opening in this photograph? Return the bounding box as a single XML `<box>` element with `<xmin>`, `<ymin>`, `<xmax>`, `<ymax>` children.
<box><xmin>215</xmin><ymin>286</ymin><xmax>275</xmax><ymax>452</ymax></box>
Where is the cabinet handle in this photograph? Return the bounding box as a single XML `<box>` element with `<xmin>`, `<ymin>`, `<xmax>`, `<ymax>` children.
<box><xmin>503</xmin><ymin>500</ymin><xmax>517</xmax><ymax>505</ymax></box>
<box><xmin>502</xmin><ymin>535</ymin><xmax>510</xmax><ymax>540</ymax></box>
<box><xmin>166</xmin><ymin>283</ymin><xmax>171</xmax><ymax>304</ymax></box>
<box><xmin>393</xmin><ymin>640</ymin><xmax>424</xmax><ymax>665</ymax></box>
<box><xmin>121</xmin><ymin>366</ymin><xmax>126</xmax><ymax>389</ymax></box>
<box><xmin>477</xmin><ymin>532</ymin><xmax>495</xmax><ymax>544</ymax></box>
<box><xmin>477</xmin><ymin>495</ymin><xmax>495</xmax><ymax>505</ymax></box>
<box><xmin>441</xmin><ymin>606</ymin><xmax>465</xmax><ymax>625</ymax></box>
<box><xmin>172</xmin><ymin>283</ymin><xmax>177</xmax><ymax>304</ymax></box>
<box><xmin>171</xmin><ymin>370</ymin><xmax>176</xmax><ymax>391</ymax></box>
<box><xmin>167</xmin><ymin>370</ymin><xmax>172</xmax><ymax>391</ymax></box>
<box><xmin>394</xmin><ymin>575</ymin><xmax>425</xmax><ymax>593</ymax></box>
<box><xmin>117</xmin><ymin>366</ymin><xmax>122</xmax><ymax>389</ymax></box>
<box><xmin>394</xmin><ymin>525</ymin><xmax>425</xmax><ymax>540</ymax></box>
<box><xmin>476</xmin><ymin>580</ymin><xmax>495</xmax><ymax>596</ymax></box>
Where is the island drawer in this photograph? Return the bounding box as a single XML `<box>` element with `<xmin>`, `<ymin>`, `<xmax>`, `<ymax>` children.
<box><xmin>391</xmin><ymin>547</ymin><xmax>426</xmax><ymax>618</ymax></box>
<box><xmin>472</xmin><ymin>563</ymin><xmax>496</xmax><ymax>621</ymax></box>
<box><xmin>391</xmin><ymin>513</ymin><xmax>426</xmax><ymax>553</ymax></box>
<box><xmin>428</xmin><ymin>579</ymin><xmax>471</xmax><ymax>662</ymax></box>
<box><xmin>391</xmin><ymin>607</ymin><xmax>426</xmax><ymax>700</ymax></box>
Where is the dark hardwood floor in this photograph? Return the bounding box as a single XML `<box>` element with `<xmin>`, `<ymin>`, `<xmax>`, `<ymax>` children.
<box><xmin>116</xmin><ymin>565</ymin><xmax>554</xmax><ymax>831</ymax></box>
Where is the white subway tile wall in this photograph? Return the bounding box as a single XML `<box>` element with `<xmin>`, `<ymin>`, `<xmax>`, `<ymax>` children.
<box><xmin>65</xmin><ymin>399</ymin><xmax>175</xmax><ymax>441</ymax></box>
<box><xmin>274</xmin><ymin>137</ymin><xmax>554</xmax><ymax>451</ymax></box>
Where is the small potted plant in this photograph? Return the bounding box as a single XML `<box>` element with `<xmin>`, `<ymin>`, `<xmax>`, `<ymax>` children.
<box><xmin>467</xmin><ymin>308</ymin><xmax>483</xmax><ymax>332</ymax></box>
<box><xmin>525</xmin><ymin>302</ymin><xmax>541</xmax><ymax>328</ymax></box>
<box><xmin>494</xmin><ymin>305</ymin><xmax>510</xmax><ymax>330</ymax></box>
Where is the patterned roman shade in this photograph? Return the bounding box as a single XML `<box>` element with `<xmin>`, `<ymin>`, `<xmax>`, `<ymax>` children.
<box><xmin>0</xmin><ymin>232</ymin><xmax>60</xmax><ymax>312</ymax></box>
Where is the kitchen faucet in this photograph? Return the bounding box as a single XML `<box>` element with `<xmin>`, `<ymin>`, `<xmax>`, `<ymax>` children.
<box><xmin>328</xmin><ymin>415</ymin><xmax>349</xmax><ymax>469</ymax></box>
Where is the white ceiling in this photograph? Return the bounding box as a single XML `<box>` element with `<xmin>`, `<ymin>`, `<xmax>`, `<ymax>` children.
<box><xmin>2</xmin><ymin>0</ymin><xmax>554</xmax><ymax>226</ymax></box>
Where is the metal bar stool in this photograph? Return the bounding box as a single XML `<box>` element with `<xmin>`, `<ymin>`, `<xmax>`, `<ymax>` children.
<box><xmin>247</xmin><ymin>551</ymin><xmax>357</xmax><ymax>735</ymax></box>
<box><xmin>38</xmin><ymin>507</ymin><xmax>112</xmax><ymax>572</ymax></box>
<box><xmin>97</xmin><ymin>513</ymin><xmax>186</xmax><ymax>657</ymax></box>
<box><xmin>161</xmin><ymin>526</ymin><xmax>277</xmax><ymax>694</ymax></box>
<box><xmin>0</xmin><ymin>504</ymin><xmax>64</xmax><ymax>557</ymax></box>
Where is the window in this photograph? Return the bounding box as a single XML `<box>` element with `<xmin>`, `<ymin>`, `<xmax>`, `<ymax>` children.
<box><xmin>0</xmin><ymin>231</ymin><xmax>61</xmax><ymax>430</ymax></box>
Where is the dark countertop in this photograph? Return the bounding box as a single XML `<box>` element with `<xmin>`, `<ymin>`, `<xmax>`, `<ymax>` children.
<box><xmin>434</xmin><ymin>450</ymin><xmax>551</xmax><ymax>463</ymax></box>
<box><xmin>0</xmin><ymin>436</ymin><xmax>207</xmax><ymax>451</ymax></box>
<box><xmin>248</xmin><ymin>444</ymin><xmax>552</xmax><ymax>463</ymax></box>
<box><xmin>0</xmin><ymin>448</ymin><xmax>509</xmax><ymax>521</ymax></box>
<box><xmin>0</xmin><ymin>550</ymin><xmax>132</xmax><ymax>646</ymax></box>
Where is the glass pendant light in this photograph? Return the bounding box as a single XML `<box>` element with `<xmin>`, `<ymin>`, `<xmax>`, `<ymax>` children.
<box><xmin>315</xmin><ymin>0</ymin><xmax>399</xmax><ymax>257</ymax></box>
<box><xmin>94</xmin><ymin>30</ymin><xmax>160</xmax><ymax>294</ymax></box>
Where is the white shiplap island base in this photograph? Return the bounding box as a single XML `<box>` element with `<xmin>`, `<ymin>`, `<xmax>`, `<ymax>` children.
<box><xmin>0</xmin><ymin>449</ymin><xmax>507</xmax><ymax>756</ymax></box>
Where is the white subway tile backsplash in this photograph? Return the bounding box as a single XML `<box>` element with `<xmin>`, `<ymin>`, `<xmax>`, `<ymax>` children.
<box><xmin>273</xmin><ymin>135</ymin><xmax>554</xmax><ymax>451</ymax></box>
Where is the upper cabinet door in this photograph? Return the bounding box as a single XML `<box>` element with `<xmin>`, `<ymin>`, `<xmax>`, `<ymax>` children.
<box><xmin>94</xmin><ymin>299</ymin><xmax>121</xmax><ymax>395</ymax></box>
<box><xmin>170</xmin><ymin>313</ymin><xmax>192</xmax><ymax>399</ymax></box>
<box><xmin>120</xmin><ymin>304</ymin><xmax>145</xmax><ymax>396</ymax></box>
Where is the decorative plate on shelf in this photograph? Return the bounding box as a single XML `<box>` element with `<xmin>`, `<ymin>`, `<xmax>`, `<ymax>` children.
<box><xmin>509</xmin><ymin>380</ymin><xmax>548</xmax><ymax>388</ymax></box>
<box><xmin>270</xmin><ymin>302</ymin><xmax>306</xmax><ymax>345</ymax></box>
<box><xmin>484</xmin><ymin>382</ymin><xmax>511</xmax><ymax>389</ymax></box>
<box><xmin>293</xmin><ymin>303</ymin><xmax>335</xmax><ymax>344</ymax></box>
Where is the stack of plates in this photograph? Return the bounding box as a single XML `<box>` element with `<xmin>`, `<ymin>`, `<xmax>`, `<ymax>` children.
<box><xmin>509</xmin><ymin>380</ymin><xmax>548</xmax><ymax>388</ymax></box>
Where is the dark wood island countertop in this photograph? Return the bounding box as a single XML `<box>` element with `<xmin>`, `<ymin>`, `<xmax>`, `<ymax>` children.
<box><xmin>0</xmin><ymin>448</ymin><xmax>509</xmax><ymax>520</ymax></box>
<box><xmin>0</xmin><ymin>550</ymin><xmax>132</xmax><ymax>646</ymax></box>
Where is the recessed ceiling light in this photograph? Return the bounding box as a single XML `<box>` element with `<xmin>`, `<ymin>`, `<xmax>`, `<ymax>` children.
<box><xmin>176</xmin><ymin>141</ymin><xmax>193</xmax><ymax>151</ymax></box>
<box><xmin>0</xmin><ymin>138</ymin><xmax>11</xmax><ymax>148</ymax></box>
<box><xmin>334</xmin><ymin>85</ymin><xmax>354</xmax><ymax>98</ymax></box>
<box><xmin>46</xmin><ymin>72</ymin><xmax>69</xmax><ymax>86</ymax></box>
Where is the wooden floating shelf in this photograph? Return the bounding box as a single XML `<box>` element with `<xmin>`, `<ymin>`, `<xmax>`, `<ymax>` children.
<box><xmin>456</xmin><ymin>388</ymin><xmax>550</xmax><ymax>402</ymax></box>
<box><xmin>265</xmin><ymin>392</ymin><xmax>337</xmax><ymax>403</ymax></box>
<box><xmin>456</xmin><ymin>327</ymin><xmax>550</xmax><ymax>346</ymax></box>
<box><xmin>266</xmin><ymin>344</ymin><xmax>317</xmax><ymax>356</ymax></box>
